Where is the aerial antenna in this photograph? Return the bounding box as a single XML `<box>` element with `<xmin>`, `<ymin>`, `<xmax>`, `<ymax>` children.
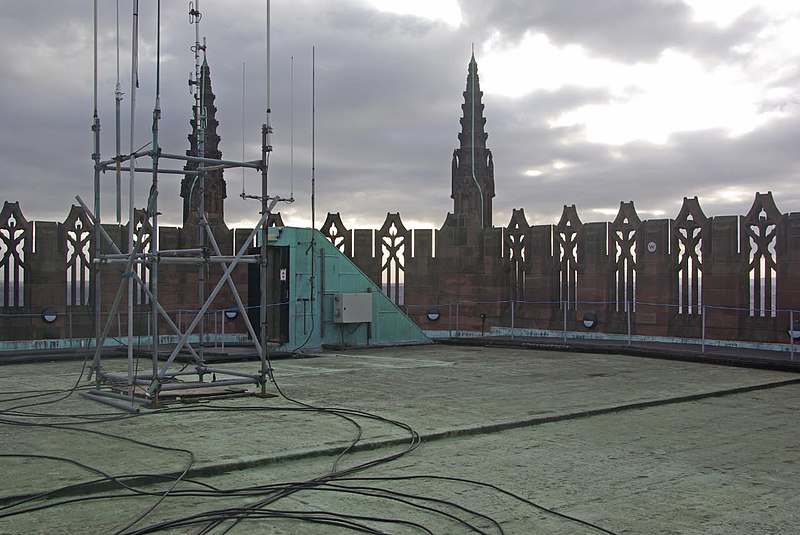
<box><xmin>311</xmin><ymin>46</ymin><xmax>316</xmax><ymax>234</ymax></box>
<box><xmin>290</xmin><ymin>55</ymin><xmax>294</xmax><ymax>200</ymax></box>
<box><xmin>307</xmin><ymin>46</ymin><xmax>317</xmax><ymax>311</ymax></box>
<box><xmin>265</xmin><ymin>0</ymin><xmax>273</xmax><ymax>153</ymax></box>
<box><xmin>242</xmin><ymin>61</ymin><xmax>246</xmax><ymax>197</ymax></box>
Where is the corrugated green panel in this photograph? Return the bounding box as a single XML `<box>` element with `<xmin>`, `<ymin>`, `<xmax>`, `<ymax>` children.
<box><xmin>268</xmin><ymin>227</ymin><xmax>429</xmax><ymax>352</ymax></box>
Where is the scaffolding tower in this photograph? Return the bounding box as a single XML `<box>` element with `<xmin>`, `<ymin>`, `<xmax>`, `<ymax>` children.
<box><xmin>83</xmin><ymin>0</ymin><xmax>287</xmax><ymax>411</ymax></box>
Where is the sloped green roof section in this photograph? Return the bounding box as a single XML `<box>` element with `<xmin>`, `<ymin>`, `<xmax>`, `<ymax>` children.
<box><xmin>268</xmin><ymin>227</ymin><xmax>430</xmax><ymax>352</ymax></box>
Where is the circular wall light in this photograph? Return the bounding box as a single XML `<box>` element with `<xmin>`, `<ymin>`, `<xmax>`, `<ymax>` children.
<box><xmin>426</xmin><ymin>309</ymin><xmax>441</xmax><ymax>322</ymax></box>
<box><xmin>788</xmin><ymin>321</ymin><xmax>800</xmax><ymax>340</ymax></box>
<box><xmin>224</xmin><ymin>308</ymin><xmax>239</xmax><ymax>320</ymax></box>
<box><xmin>582</xmin><ymin>312</ymin><xmax>598</xmax><ymax>329</ymax></box>
<box><xmin>41</xmin><ymin>309</ymin><xmax>58</xmax><ymax>323</ymax></box>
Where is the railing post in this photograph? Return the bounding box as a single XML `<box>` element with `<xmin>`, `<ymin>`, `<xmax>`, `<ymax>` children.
<box><xmin>213</xmin><ymin>310</ymin><xmax>219</xmax><ymax>348</ymax></box>
<box><xmin>69</xmin><ymin>311</ymin><xmax>73</xmax><ymax>347</ymax></box>
<box><xmin>791</xmin><ymin>309</ymin><xmax>795</xmax><ymax>361</ymax></box>
<box><xmin>562</xmin><ymin>301</ymin><xmax>567</xmax><ymax>343</ymax></box>
<box><xmin>511</xmin><ymin>299</ymin><xmax>515</xmax><ymax>339</ymax></box>
<box><xmin>627</xmin><ymin>299</ymin><xmax>632</xmax><ymax>346</ymax></box>
<box><xmin>701</xmin><ymin>305</ymin><xmax>706</xmax><ymax>353</ymax></box>
<box><xmin>455</xmin><ymin>302</ymin><xmax>460</xmax><ymax>337</ymax></box>
<box><xmin>448</xmin><ymin>303</ymin><xmax>453</xmax><ymax>338</ymax></box>
<box><xmin>222</xmin><ymin>309</ymin><xmax>226</xmax><ymax>351</ymax></box>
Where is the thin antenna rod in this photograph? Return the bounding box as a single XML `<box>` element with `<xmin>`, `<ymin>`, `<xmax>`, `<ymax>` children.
<box><xmin>290</xmin><ymin>55</ymin><xmax>294</xmax><ymax>200</ymax></box>
<box><xmin>265</xmin><ymin>0</ymin><xmax>272</xmax><ymax>152</ymax></box>
<box><xmin>266</xmin><ymin>0</ymin><xmax>270</xmax><ymax>113</ymax></box>
<box><xmin>242</xmin><ymin>61</ymin><xmax>246</xmax><ymax>196</ymax></box>
<box><xmin>93</xmin><ymin>1</ymin><xmax>98</xmax><ymax>114</ymax></box>
<box><xmin>116</xmin><ymin>0</ymin><xmax>120</xmax><ymax>83</ymax></box>
<box><xmin>311</xmin><ymin>46</ymin><xmax>316</xmax><ymax>234</ymax></box>
<box><xmin>308</xmin><ymin>45</ymin><xmax>317</xmax><ymax>315</ymax></box>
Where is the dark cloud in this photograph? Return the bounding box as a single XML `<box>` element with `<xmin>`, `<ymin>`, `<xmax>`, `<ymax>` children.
<box><xmin>458</xmin><ymin>0</ymin><xmax>766</xmax><ymax>65</ymax></box>
<box><xmin>0</xmin><ymin>0</ymin><xmax>798</xmax><ymax>236</ymax></box>
<box><xmin>490</xmin><ymin>113</ymin><xmax>800</xmax><ymax>227</ymax></box>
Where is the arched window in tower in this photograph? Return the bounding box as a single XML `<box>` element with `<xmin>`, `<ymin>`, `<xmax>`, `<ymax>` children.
<box><xmin>64</xmin><ymin>206</ymin><xmax>93</xmax><ymax>307</ymax></box>
<box><xmin>379</xmin><ymin>214</ymin><xmax>407</xmax><ymax>306</ymax></box>
<box><xmin>611</xmin><ymin>202</ymin><xmax>640</xmax><ymax>312</ymax></box>
<box><xmin>504</xmin><ymin>209</ymin><xmax>529</xmax><ymax>303</ymax></box>
<box><xmin>744</xmin><ymin>193</ymin><xmax>780</xmax><ymax>318</ymax></box>
<box><xmin>208</xmin><ymin>184</ymin><xmax>219</xmax><ymax>213</ymax></box>
<box><xmin>555</xmin><ymin>205</ymin><xmax>581</xmax><ymax>310</ymax></box>
<box><xmin>0</xmin><ymin>202</ymin><xmax>28</xmax><ymax>308</ymax></box>
<box><xmin>130</xmin><ymin>210</ymin><xmax>152</xmax><ymax>306</ymax></box>
<box><xmin>673</xmin><ymin>197</ymin><xmax>707</xmax><ymax>315</ymax></box>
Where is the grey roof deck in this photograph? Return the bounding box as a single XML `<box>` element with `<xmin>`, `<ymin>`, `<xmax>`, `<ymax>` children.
<box><xmin>1</xmin><ymin>343</ymin><xmax>798</xmax><ymax>534</ymax></box>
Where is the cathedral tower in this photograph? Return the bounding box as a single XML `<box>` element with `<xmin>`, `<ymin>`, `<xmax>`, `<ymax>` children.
<box><xmin>450</xmin><ymin>52</ymin><xmax>495</xmax><ymax>228</ymax></box>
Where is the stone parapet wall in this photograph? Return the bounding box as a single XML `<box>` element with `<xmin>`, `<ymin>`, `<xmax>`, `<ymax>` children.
<box><xmin>2</xmin><ymin>191</ymin><xmax>799</xmax><ymax>346</ymax></box>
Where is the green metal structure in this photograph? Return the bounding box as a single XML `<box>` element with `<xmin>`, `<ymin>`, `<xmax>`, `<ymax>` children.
<box><xmin>257</xmin><ymin>227</ymin><xmax>430</xmax><ymax>352</ymax></box>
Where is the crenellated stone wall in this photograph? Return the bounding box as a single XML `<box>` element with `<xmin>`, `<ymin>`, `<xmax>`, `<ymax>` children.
<box><xmin>2</xmin><ymin>191</ymin><xmax>799</xmax><ymax>346</ymax></box>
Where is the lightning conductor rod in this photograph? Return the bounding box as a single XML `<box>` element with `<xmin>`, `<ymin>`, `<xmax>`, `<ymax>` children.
<box><xmin>150</xmin><ymin>0</ymin><xmax>163</xmax><ymax>377</ymax></box>
<box><xmin>92</xmin><ymin>0</ymin><xmax>102</xmax><ymax>371</ymax></box>
<box><xmin>127</xmin><ymin>0</ymin><xmax>140</xmax><ymax>391</ymax></box>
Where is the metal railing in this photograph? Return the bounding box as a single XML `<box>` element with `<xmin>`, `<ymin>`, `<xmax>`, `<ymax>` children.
<box><xmin>0</xmin><ymin>302</ymin><xmax>289</xmax><ymax>352</ymax></box>
<box><xmin>402</xmin><ymin>299</ymin><xmax>799</xmax><ymax>360</ymax></box>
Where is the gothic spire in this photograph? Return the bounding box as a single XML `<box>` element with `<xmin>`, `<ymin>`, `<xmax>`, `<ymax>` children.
<box><xmin>458</xmin><ymin>51</ymin><xmax>488</xmax><ymax>152</ymax></box>
<box><xmin>450</xmin><ymin>51</ymin><xmax>495</xmax><ymax>228</ymax></box>
<box><xmin>181</xmin><ymin>58</ymin><xmax>227</xmax><ymax>225</ymax></box>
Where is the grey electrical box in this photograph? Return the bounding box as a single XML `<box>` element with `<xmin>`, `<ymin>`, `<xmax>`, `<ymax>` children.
<box><xmin>333</xmin><ymin>293</ymin><xmax>373</xmax><ymax>323</ymax></box>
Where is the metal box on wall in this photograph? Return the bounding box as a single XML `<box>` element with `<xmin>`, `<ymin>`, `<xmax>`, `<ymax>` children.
<box><xmin>333</xmin><ymin>293</ymin><xmax>373</xmax><ymax>323</ymax></box>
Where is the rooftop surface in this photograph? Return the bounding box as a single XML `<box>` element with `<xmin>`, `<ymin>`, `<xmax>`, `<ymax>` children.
<box><xmin>1</xmin><ymin>343</ymin><xmax>798</xmax><ymax>534</ymax></box>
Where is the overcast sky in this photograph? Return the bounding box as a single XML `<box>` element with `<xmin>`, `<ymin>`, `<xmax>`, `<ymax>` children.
<box><xmin>1</xmin><ymin>0</ymin><xmax>799</xmax><ymax>231</ymax></box>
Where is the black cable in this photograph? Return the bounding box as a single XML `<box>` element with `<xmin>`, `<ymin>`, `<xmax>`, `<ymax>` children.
<box><xmin>339</xmin><ymin>475</ymin><xmax>619</xmax><ymax>535</ymax></box>
<box><xmin>1</xmin><ymin>354</ymin><xmax>616</xmax><ymax>535</ymax></box>
<box><xmin>0</xmin><ymin>416</ymin><xmax>194</xmax><ymax>534</ymax></box>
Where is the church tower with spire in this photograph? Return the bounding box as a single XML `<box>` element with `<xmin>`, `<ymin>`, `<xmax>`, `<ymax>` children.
<box><xmin>180</xmin><ymin>57</ymin><xmax>227</xmax><ymax>226</ymax></box>
<box><xmin>450</xmin><ymin>52</ymin><xmax>495</xmax><ymax>228</ymax></box>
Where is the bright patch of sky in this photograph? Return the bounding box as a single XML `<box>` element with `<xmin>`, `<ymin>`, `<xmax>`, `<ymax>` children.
<box><xmin>703</xmin><ymin>187</ymin><xmax>753</xmax><ymax>205</ymax></box>
<box><xmin>551</xmin><ymin>50</ymin><xmax>773</xmax><ymax>145</ymax></box>
<box><xmin>364</xmin><ymin>0</ymin><xmax>463</xmax><ymax>27</ymax></box>
<box><xmin>683</xmin><ymin>0</ymin><xmax>787</xmax><ymax>26</ymax></box>
<box><xmin>478</xmin><ymin>2</ymin><xmax>799</xmax><ymax>145</ymax></box>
